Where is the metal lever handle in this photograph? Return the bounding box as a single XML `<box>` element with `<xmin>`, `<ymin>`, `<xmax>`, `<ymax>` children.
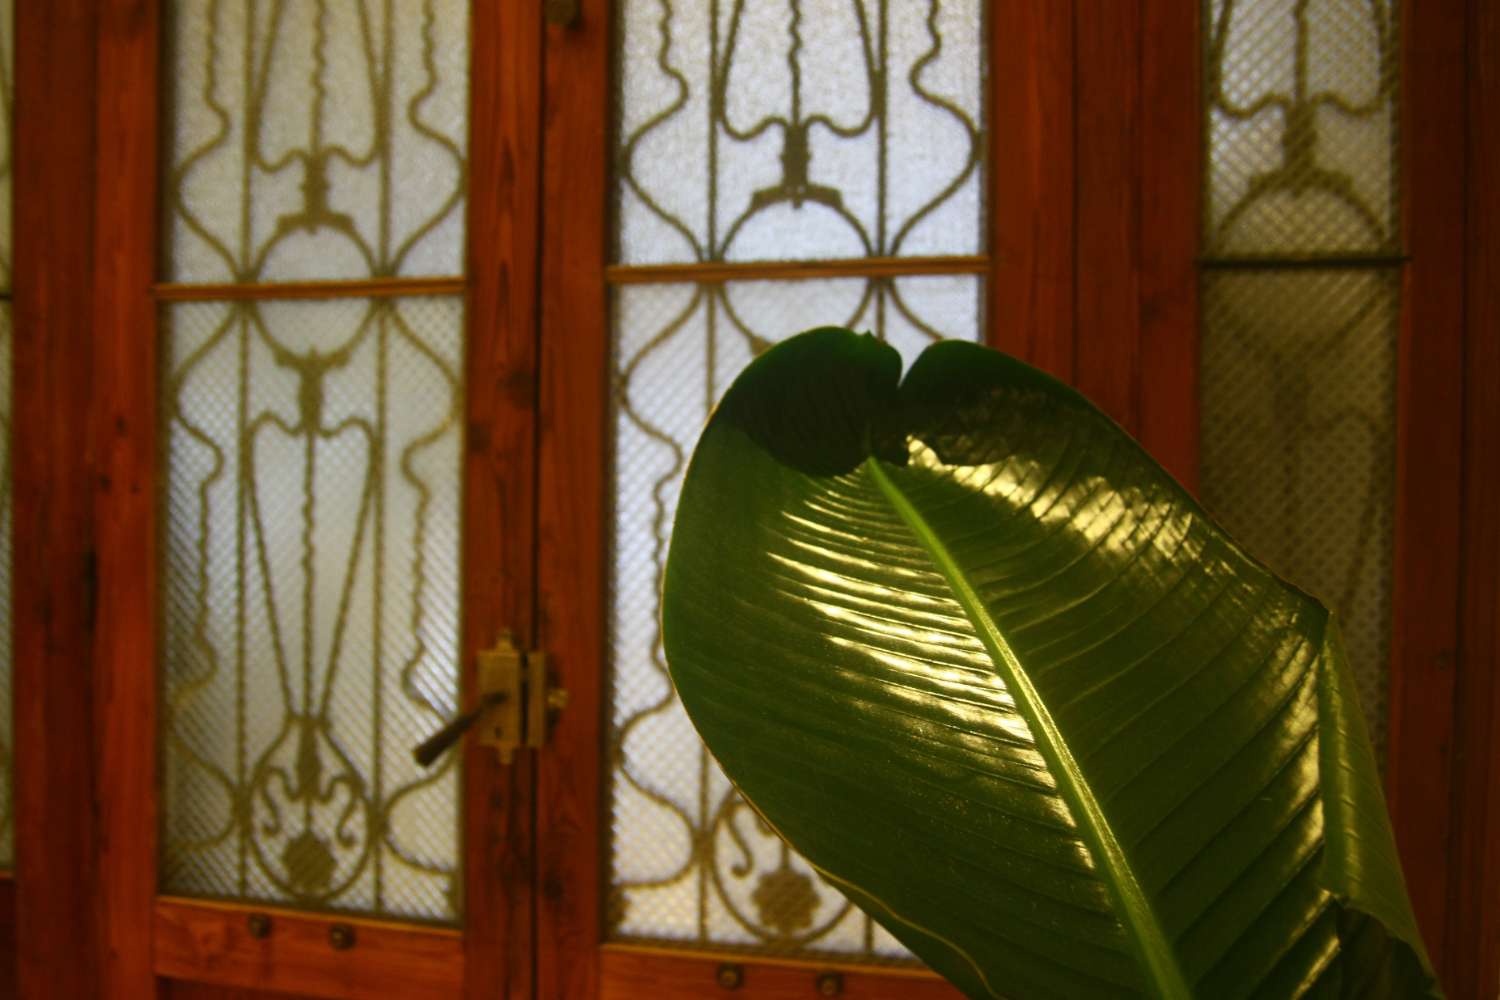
<box><xmin>412</xmin><ymin>691</ymin><xmax>508</xmax><ymax>767</ymax></box>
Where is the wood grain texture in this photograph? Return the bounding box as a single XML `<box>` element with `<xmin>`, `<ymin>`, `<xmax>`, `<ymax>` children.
<box><xmin>0</xmin><ymin>876</ymin><xmax>15</xmax><ymax>997</ymax></box>
<box><xmin>1449</xmin><ymin>2</ymin><xmax>1500</xmax><ymax>996</ymax></box>
<box><xmin>163</xmin><ymin>981</ymin><xmax>307</xmax><ymax>1000</ymax></box>
<box><xmin>534</xmin><ymin>2</ymin><xmax>609</xmax><ymax>998</ymax></box>
<box><xmin>988</xmin><ymin>0</ymin><xmax>1074</xmax><ymax>377</ymax></box>
<box><xmin>11</xmin><ymin>3</ymin><xmax>103</xmax><ymax>996</ymax></box>
<box><xmin>1135</xmin><ymin>0</ymin><xmax>1200</xmax><ymax>493</ymax></box>
<box><xmin>461</xmin><ymin>1</ymin><xmax>542</xmax><ymax>997</ymax></box>
<box><xmin>1071</xmin><ymin>0</ymin><xmax>1142</xmax><ymax>435</ymax></box>
<box><xmin>600</xmin><ymin>948</ymin><xmax>964</xmax><ymax>1000</ymax></box>
<box><xmin>608</xmin><ymin>255</ymin><xmax>988</xmax><ymax>286</ymax></box>
<box><xmin>152</xmin><ymin>277</ymin><xmax>466</xmax><ymax>302</ymax></box>
<box><xmin>93</xmin><ymin>1</ymin><xmax>162</xmax><ymax>995</ymax></box>
<box><xmin>154</xmin><ymin>899</ymin><xmax>462</xmax><ymax>1000</ymax></box>
<box><xmin>1385</xmin><ymin>0</ymin><xmax>1468</xmax><ymax>976</ymax></box>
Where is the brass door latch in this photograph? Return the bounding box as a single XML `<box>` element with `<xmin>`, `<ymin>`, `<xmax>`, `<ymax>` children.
<box><xmin>413</xmin><ymin>631</ymin><xmax>568</xmax><ymax>766</ymax></box>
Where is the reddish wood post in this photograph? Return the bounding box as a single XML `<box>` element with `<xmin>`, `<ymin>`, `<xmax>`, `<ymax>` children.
<box><xmin>989</xmin><ymin>1</ymin><xmax>1075</xmax><ymax>378</ymax></box>
<box><xmin>535</xmin><ymin>2</ymin><xmax>610</xmax><ymax>998</ymax></box>
<box><xmin>1449</xmin><ymin>2</ymin><xmax>1500</xmax><ymax>995</ymax></box>
<box><xmin>92</xmin><ymin>0</ymin><xmax>162</xmax><ymax>995</ymax></box>
<box><xmin>11</xmin><ymin>2</ymin><xmax>104</xmax><ymax>996</ymax></box>
<box><xmin>1385</xmin><ymin>0</ymin><xmax>1468</xmax><ymax>974</ymax></box>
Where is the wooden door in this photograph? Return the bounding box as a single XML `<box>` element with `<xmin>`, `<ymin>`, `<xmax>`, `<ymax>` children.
<box><xmin>532</xmin><ymin>3</ymin><xmax>1104</xmax><ymax>998</ymax></box>
<box><xmin>15</xmin><ymin>1</ymin><xmax>544</xmax><ymax>997</ymax></box>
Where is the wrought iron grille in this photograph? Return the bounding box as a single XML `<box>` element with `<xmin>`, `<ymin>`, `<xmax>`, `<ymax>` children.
<box><xmin>159</xmin><ymin>0</ymin><xmax>469</xmax><ymax>923</ymax></box>
<box><xmin>607</xmin><ymin>0</ymin><xmax>985</xmax><ymax>961</ymax></box>
<box><xmin>1199</xmin><ymin>0</ymin><xmax>1400</xmax><ymax>761</ymax></box>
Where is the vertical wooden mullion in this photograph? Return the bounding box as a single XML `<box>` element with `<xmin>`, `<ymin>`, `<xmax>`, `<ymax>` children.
<box><xmin>463</xmin><ymin>0</ymin><xmax>543</xmax><ymax>997</ymax></box>
<box><xmin>1385</xmin><ymin>0</ymin><xmax>1467</xmax><ymax>973</ymax></box>
<box><xmin>11</xmin><ymin>2</ymin><xmax>104</xmax><ymax>996</ymax></box>
<box><xmin>1072</xmin><ymin>0</ymin><xmax>1142</xmax><ymax>434</ymax></box>
<box><xmin>1136</xmin><ymin>0</ymin><xmax>1200</xmax><ymax>492</ymax></box>
<box><xmin>535</xmin><ymin>0</ymin><xmax>610</xmax><ymax>996</ymax></box>
<box><xmin>989</xmin><ymin>0</ymin><xmax>1074</xmax><ymax>377</ymax></box>
<box><xmin>1069</xmin><ymin>0</ymin><xmax>1199</xmax><ymax>489</ymax></box>
<box><xmin>1449</xmin><ymin>2</ymin><xmax>1500</xmax><ymax>995</ymax></box>
<box><xmin>94</xmin><ymin>0</ymin><xmax>163</xmax><ymax>995</ymax></box>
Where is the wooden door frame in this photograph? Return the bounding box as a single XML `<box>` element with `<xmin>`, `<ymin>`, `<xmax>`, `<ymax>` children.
<box><xmin>12</xmin><ymin>2</ymin><xmax>545</xmax><ymax>997</ymax></box>
<box><xmin>13</xmin><ymin>2</ymin><xmax>116</xmax><ymax>995</ymax></box>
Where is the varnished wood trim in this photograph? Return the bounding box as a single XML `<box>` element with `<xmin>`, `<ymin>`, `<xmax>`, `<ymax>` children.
<box><xmin>988</xmin><ymin>1</ymin><xmax>1074</xmax><ymax>374</ymax></box>
<box><xmin>13</xmin><ymin>3</ymin><xmax>104</xmax><ymax>996</ymax></box>
<box><xmin>600</xmin><ymin>947</ymin><xmax>964</xmax><ymax>1000</ymax></box>
<box><xmin>461</xmin><ymin>0</ymin><xmax>541</xmax><ymax>996</ymax></box>
<box><xmin>1386</xmin><ymin>0</ymin><xmax>1468</xmax><ymax>977</ymax></box>
<box><xmin>94</xmin><ymin>0</ymin><xmax>163</xmax><ymax>996</ymax></box>
<box><xmin>1136</xmin><ymin>0</ymin><xmax>1201</xmax><ymax>492</ymax></box>
<box><xmin>0</xmin><ymin>875</ymin><xmax>14</xmax><ymax>996</ymax></box>
<box><xmin>535</xmin><ymin>1</ymin><xmax>610</xmax><ymax>998</ymax></box>
<box><xmin>1073</xmin><ymin>0</ymin><xmax>1143</xmax><ymax>435</ymax></box>
<box><xmin>1449</xmin><ymin>3</ymin><xmax>1500</xmax><ymax>996</ymax></box>
<box><xmin>154</xmin><ymin>898</ymin><xmax>462</xmax><ymax>1000</ymax></box>
<box><xmin>151</xmin><ymin>276</ymin><xmax>467</xmax><ymax>301</ymax></box>
<box><xmin>605</xmin><ymin>255</ymin><xmax>988</xmax><ymax>286</ymax></box>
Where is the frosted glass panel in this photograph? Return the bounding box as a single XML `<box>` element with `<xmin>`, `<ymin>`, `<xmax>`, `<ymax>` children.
<box><xmin>1206</xmin><ymin>0</ymin><xmax>1398</xmax><ymax>255</ymax></box>
<box><xmin>608</xmin><ymin>277</ymin><xmax>979</xmax><ymax>958</ymax></box>
<box><xmin>1201</xmin><ymin>0</ymin><xmax>1401</xmax><ymax>765</ymax></box>
<box><xmin>1201</xmin><ymin>270</ymin><xmax>1396</xmax><ymax>758</ymax></box>
<box><xmin>164</xmin><ymin>0</ymin><xmax>470</xmax><ymax>283</ymax></box>
<box><xmin>161</xmin><ymin>296</ymin><xmax>463</xmax><ymax>921</ymax></box>
<box><xmin>615</xmin><ymin>0</ymin><xmax>984</xmax><ymax>265</ymax></box>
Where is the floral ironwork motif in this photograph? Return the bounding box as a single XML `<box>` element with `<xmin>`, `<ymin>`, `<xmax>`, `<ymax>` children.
<box><xmin>1200</xmin><ymin>0</ymin><xmax>1400</xmax><ymax>758</ymax></box>
<box><xmin>160</xmin><ymin>0</ymin><xmax>468</xmax><ymax>922</ymax></box>
<box><xmin>607</xmin><ymin>0</ymin><xmax>983</xmax><ymax>960</ymax></box>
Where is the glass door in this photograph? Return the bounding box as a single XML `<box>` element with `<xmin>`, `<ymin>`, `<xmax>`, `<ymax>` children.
<box><xmin>100</xmin><ymin>2</ymin><xmax>542</xmax><ymax>996</ymax></box>
<box><xmin>535</xmin><ymin>2</ymin><xmax>1013</xmax><ymax>996</ymax></box>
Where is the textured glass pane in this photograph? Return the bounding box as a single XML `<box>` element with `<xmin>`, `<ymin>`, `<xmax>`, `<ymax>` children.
<box><xmin>1205</xmin><ymin>0</ymin><xmax>1398</xmax><ymax>256</ymax></box>
<box><xmin>160</xmin><ymin>296</ymin><xmax>464</xmax><ymax>922</ymax></box>
<box><xmin>164</xmin><ymin>0</ymin><xmax>470</xmax><ymax>283</ymax></box>
<box><xmin>1200</xmin><ymin>269</ymin><xmax>1396</xmax><ymax>759</ymax></box>
<box><xmin>608</xmin><ymin>276</ymin><xmax>979</xmax><ymax>958</ymax></box>
<box><xmin>615</xmin><ymin>1</ymin><xmax>984</xmax><ymax>266</ymax></box>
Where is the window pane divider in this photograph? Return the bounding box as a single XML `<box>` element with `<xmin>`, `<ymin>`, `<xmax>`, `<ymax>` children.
<box><xmin>605</xmin><ymin>254</ymin><xmax>989</xmax><ymax>286</ymax></box>
<box><xmin>152</xmin><ymin>276</ymin><xmax>467</xmax><ymax>302</ymax></box>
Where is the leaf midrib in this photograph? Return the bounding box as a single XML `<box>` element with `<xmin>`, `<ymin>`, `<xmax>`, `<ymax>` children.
<box><xmin>864</xmin><ymin>454</ymin><xmax>1193</xmax><ymax>1000</ymax></box>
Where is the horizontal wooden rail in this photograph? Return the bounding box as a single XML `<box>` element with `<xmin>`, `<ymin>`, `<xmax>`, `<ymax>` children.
<box><xmin>606</xmin><ymin>254</ymin><xmax>989</xmax><ymax>285</ymax></box>
<box><xmin>155</xmin><ymin>897</ymin><xmax>462</xmax><ymax>1000</ymax></box>
<box><xmin>600</xmin><ymin>944</ymin><xmax>963</xmax><ymax>1000</ymax></box>
<box><xmin>152</xmin><ymin>277</ymin><xmax>467</xmax><ymax>302</ymax></box>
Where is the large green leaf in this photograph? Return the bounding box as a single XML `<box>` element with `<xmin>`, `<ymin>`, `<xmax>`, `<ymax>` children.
<box><xmin>662</xmin><ymin>329</ymin><xmax>1439</xmax><ymax>1000</ymax></box>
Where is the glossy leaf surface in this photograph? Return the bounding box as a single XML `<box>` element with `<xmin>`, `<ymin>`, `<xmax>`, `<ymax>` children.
<box><xmin>663</xmin><ymin>330</ymin><xmax>1439</xmax><ymax>999</ymax></box>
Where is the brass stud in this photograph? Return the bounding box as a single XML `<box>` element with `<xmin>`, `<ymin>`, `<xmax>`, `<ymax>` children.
<box><xmin>246</xmin><ymin>913</ymin><xmax>271</xmax><ymax>940</ymax></box>
<box><xmin>716</xmin><ymin>962</ymin><xmax>744</xmax><ymax>990</ymax></box>
<box><xmin>328</xmin><ymin>923</ymin><xmax>356</xmax><ymax>951</ymax></box>
<box><xmin>815</xmin><ymin>971</ymin><xmax>844</xmax><ymax>996</ymax></box>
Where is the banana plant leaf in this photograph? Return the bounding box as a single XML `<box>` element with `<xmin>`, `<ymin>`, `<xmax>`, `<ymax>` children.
<box><xmin>662</xmin><ymin>329</ymin><xmax>1440</xmax><ymax>1000</ymax></box>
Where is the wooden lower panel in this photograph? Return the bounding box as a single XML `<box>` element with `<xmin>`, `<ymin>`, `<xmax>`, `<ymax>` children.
<box><xmin>163</xmin><ymin>981</ymin><xmax>305</xmax><ymax>1000</ymax></box>
<box><xmin>600</xmin><ymin>947</ymin><xmax>964</xmax><ymax>1000</ymax></box>
<box><xmin>154</xmin><ymin>899</ymin><xmax>462</xmax><ymax>1000</ymax></box>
